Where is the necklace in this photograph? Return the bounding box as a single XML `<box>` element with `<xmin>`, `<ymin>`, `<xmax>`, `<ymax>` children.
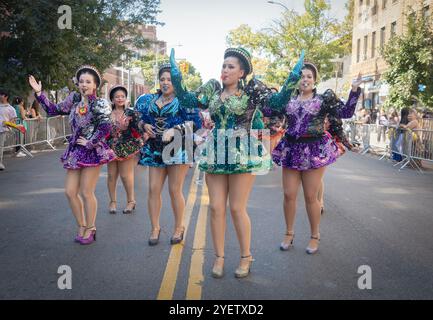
<box><xmin>221</xmin><ymin>89</ymin><xmax>241</xmax><ymax>102</ymax></box>
<box><xmin>158</xmin><ymin>94</ymin><xmax>174</xmax><ymax>106</ymax></box>
<box><xmin>78</xmin><ymin>101</ymin><xmax>88</xmax><ymax>115</ymax></box>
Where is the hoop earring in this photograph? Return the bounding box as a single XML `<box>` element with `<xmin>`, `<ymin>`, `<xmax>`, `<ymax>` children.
<box><xmin>238</xmin><ymin>78</ymin><xmax>245</xmax><ymax>91</ymax></box>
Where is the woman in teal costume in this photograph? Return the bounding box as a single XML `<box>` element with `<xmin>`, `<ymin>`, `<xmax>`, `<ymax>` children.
<box><xmin>170</xmin><ymin>47</ymin><xmax>304</xmax><ymax>278</ymax></box>
<box><xmin>135</xmin><ymin>63</ymin><xmax>199</xmax><ymax>246</ymax></box>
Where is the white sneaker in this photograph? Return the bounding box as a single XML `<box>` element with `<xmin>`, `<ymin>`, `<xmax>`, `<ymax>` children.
<box><xmin>16</xmin><ymin>151</ymin><xmax>26</xmax><ymax>158</ymax></box>
<box><xmin>0</xmin><ymin>163</ymin><xmax>5</xmax><ymax>170</ymax></box>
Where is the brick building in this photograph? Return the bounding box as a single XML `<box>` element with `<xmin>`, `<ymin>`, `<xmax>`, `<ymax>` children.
<box><xmin>351</xmin><ymin>0</ymin><xmax>431</xmax><ymax>110</ymax></box>
<box><xmin>100</xmin><ymin>25</ymin><xmax>167</xmax><ymax>104</ymax></box>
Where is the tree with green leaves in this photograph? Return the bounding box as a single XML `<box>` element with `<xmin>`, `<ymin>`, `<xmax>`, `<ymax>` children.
<box><xmin>381</xmin><ymin>7</ymin><xmax>433</xmax><ymax>111</ymax></box>
<box><xmin>0</xmin><ymin>0</ymin><xmax>162</xmax><ymax>97</ymax></box>
<box><xmin>132</xmin><ymin>54</ymin><xmax>202</xmax><ymax>92</ymax></box>
<box><xmin>227</xmin><ymin>0</ymin><xmax>353</xmax><ymax>86</ymax></box>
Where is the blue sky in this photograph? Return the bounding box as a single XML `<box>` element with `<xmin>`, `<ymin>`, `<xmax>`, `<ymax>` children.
<box><xmin>156</xmin><ymin>0</ymin><xmax>349</xmax><ymax>81</ymax></box>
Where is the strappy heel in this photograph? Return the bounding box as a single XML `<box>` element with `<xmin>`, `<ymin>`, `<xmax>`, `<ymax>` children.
<box><xmin>74</xmin><ymin>225</ymin><xmax>87</xmax><ymax>243</ymax></box>
<box><xmin>170</xmin><ymin>226</ymin><xmax>185</xmax><ymax>245</ymax></box>
<box><xmin>306</xmin><ymin>234</ymin><xmax>320</xmax><ymax>254</ymax></box>
<box><xmin>123</xmin><ymin>200</ymin><xmax>136</xmax><ymax>214</ymax></box>
<box><xmin>79</xmin><ymin>226</ymin><xmax>96</xmax><ymax>245</ymax></box>
<box><xmin>280</xmin><ymin>231</ymin><xmax>295</xmax><ymax>251</ymax></box>
<box><xmin>148</xmin><ymin>228</ymin><xmax>161</xmax><ymax>246</ymax></box>
<box><xmin>235</xmin><ymin>255</ymin><xmax>254</xmax><ymax>278</ymax></box>
<box><xmin>109</xmin><ymin>200</ymin><xmax>117</xmax><ymax>214</ymax></box>
<box><xmin>212</xmin><ymin>255</ymin><xmax>225</xmax><ymax>279</ymax></box>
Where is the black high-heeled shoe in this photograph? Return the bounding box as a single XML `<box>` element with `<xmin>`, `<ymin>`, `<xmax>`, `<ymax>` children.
<box><xmin>123</xmin><ymin>200</ymin><xmax>136</xmax><ymax>214</ymax></box>
<box><xmin>109</xmin><ymin>200</ymin><xmax>117</xmax><ymax>214</ymax></box>
<box><xmin>170</xmin><ymin>226</ymin><xmax>185</xmax><ymax>245</ymax></box>
<box><xmin>148</xmin><ymin>228</ymin><xmax>161</xmax><ymax>246</ymax></box>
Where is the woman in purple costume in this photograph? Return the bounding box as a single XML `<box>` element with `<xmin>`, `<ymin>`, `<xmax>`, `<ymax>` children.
<box><xmin>266</xmin><ymin>63</ymin><xmax>362</xmax><ymax>254</ymax></box>
<box><xmin>28</xmin><ymin>66</ymin><xmax>115</xmax><ymax>245</ymax></box>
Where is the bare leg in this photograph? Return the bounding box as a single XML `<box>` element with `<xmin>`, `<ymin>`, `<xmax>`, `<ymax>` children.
<box><xmin>79</xmin><ymin>166</ymin><xmax>102</xmax><ymax>238</ymax></box>
<box><xmin>228</xmin><ymin>173</ymin><xmax>256</xmax><ymax>270</ymax></box>
<box><xmin>206</xmin><ymin>173</ymin><xmax>229</xmax><ymax>271</ymax></box>
<box><xmin>65</xmin><ymin>169</ymin><xmax>85</xmax><ymax>236</ymax></box>
<box><xmin>281</xmin><ymin>168</ymin><xmax>302</xmax><ymax>245</ymax></box>
<box><xmin>119</xmin><ymin>157</ymin><xmax>136</xmax><ymax>211</ymax></box>
<box><xmin>107</xmin><ymin>161</ymin><xmax>119</xmax><ymax>211</ymax></box>
<box><xmin>317</xmin><ymin>178</ymin><xmax>324</xmax><ymax>213</ymax></box>
<box><xmin>167</xmin><ymin>164</ymin><xmax>190</xmax><ymax>237</ymax></box>
<box><xmin>301</xmin><ymin>167</ymin><xmax>326</xmax><ymax>251</ymax></box>
<box><xmin>148</xmin><ymin>167</ymin><xmax>167</xmax><ymax>238</ymax></box>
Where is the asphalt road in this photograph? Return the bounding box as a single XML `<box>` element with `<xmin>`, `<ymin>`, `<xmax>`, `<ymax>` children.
<box><xmin>1</xmin><ymin>148</ymin><xmax>432</xmax><ymax>300</ymax></box>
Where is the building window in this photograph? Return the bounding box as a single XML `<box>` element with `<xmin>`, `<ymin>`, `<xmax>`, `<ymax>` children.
<box><xmin>371</xmin><ymin>31</ymin><xmax>376</xmax><ymax>58</ymax></box>
<box><xmin>423</xmin><ymin>6</ymin><xmax>430</xmax><ymax>18</ymax></box>
<box><xmin>382</xmin><ymin>0</ymin><xmax>387</xmax><ymax>9</ymax></box>
<box><xmin>364</xmin><ymin>35</ymin><xmax>368</xmax><ymax>60</ymax></box>
<box><xmin>392</xmin><ymin>0</ymin><xmax>397</xmax><ymax>3</ymax></box>
<box><xmin>357</xmin><ymin>38</ymin><xmax>361</xmax><ymax>63</ymax></box>
<box><xmin>391</xmin><ymin>21</ymin><xmax>397</xmax><ymax>37</ymax></box>
<box><xmin>372</xmin><ymin>0</ymin><xmax>378</xmax><ymax>15</ymax></box>
<box><xmin>408</xmin><ymin>11</ymin><xmax>415</xmax><ymax>22</ymax></box>
<box><xmin>367</xmin><ymin>0</ymin><xmax>370</xmax><ymax>5</ymax></box>
<box><xmin>380</xmin><ymin>27</ymin><xmax>386</xmax><ymax>49</ymax></box>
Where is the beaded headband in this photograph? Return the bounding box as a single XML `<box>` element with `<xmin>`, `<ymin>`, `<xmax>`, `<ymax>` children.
<box><xmin>75</xmin><ymin>65</ymin><xmax>102</xmax><ymax>88</ymax></box>
<box><xmin>224</xmin><ymin>47</ymin><xmax>253</xmax><ymax>76</ymax></box>
<box><xmin>159</xmin><ymin>63</ymin><xmax>171</xmax><ymax>73</ymax></box>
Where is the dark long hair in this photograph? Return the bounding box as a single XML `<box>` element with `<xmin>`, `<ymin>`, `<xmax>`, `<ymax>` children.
<box><xmin>12</xmin><ymin>96</ymin><xmax>23</xmax><ymax>106</ymax></box>
<box><xmin>400</xmin><ymin>107</ymin><xmax>410</xmax><ymax>125</ymax></box>
<box><xmin>31</xmin><ymin>100</ymin><xmax>40</xmax><ymax>116</ymax></box>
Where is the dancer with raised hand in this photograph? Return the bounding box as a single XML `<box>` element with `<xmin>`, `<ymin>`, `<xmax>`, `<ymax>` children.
<box><xmin>106</xmin><ymin>85</ymin><xmax>144</xmax><ymax>214</ymax></box>
<box><xmin>29</xmin><ymin>66</ymin><xmax>115</xmax><ymax>245</ymax></box>
<box><xmin>170</xmin><ymin>48</ymin><xmax>304</xmax><ymax>278</ymax></box>
<box><xmin>267</xmin><ymin>63</ymin><xmax>362</xmax><ymax>254</ymax></box>
<box><xmin>135</xmin><ymin>63</ymin><xmax>200</xmax><ymax>247</ymax></box>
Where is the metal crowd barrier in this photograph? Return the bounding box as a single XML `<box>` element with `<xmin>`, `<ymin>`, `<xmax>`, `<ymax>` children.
<box><xmin>1</xmin><ymin>120</ymin><xmax>33</xmax><ymax>158</ymax></box>
<box><xmin>345</xmin><ymin>121</ymin><xmax>433</xmax><ymax>173</ymax></box>
<box><xmin>1</xmin><ymin>116</ymin><xmax>71</xmax><ymax>158</ymax></box>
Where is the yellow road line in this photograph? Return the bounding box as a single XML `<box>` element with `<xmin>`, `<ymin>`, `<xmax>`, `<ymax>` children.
<box><xmin>186</xmin><ymin>179</ymin><xmax>209</xmax><ymax>300</ymax></box>
<box><xmin>157</xmin><ymin>165</ymin><xmax>200</xmax><ymax>300</ymax></box>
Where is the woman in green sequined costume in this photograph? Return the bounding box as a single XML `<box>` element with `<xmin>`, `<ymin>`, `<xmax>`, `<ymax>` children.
<box><xmin>170</xmin><ymin>48</ymin><xmax>304</xmax><ymax>278</ymax></box>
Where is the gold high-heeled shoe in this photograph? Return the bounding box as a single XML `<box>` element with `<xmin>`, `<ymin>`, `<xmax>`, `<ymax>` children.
<box><xmin>211</xmin><ymin>255</ymin><xmax>225</xmax><ymax>279</ymax></box>
<box><xmin>306</xmin><ymin>234</ymin><xmax>320</xmax><ymax>254</ymax></box>
<box><xmin>235</xmin><ymin>255</ymin><xmax>254</xmax><ymax>278</ymax></box>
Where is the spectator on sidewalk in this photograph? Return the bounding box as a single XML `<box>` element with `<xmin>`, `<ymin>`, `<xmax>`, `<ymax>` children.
<box><xmin>12</xmin><ymin>96</ymin><xmax>29</xmax><ymax>157</ymax></box>
<box><xmin>358</xmin><ymin>108</ymin><xmax>371</xmax><ymax>124</ymax></box>
<box><xmin>26</xmin><ymin>100</ymin><xmax>43</xmax><ymax>146</ymax></box>
<box><xmin>388</xmin><ymin>109</ymin><xmax>399</xmax><ymax>127</ymax></box>
<box><xmin>0</xmin><ymin>89</ymin><xmax>18</xmax><ymax>170</ymax></box>
<box><xmin>29</xmin><ymin>100</ymin><xmax>42</xmax><ymax>120</ymax></box>
<box><xmin>376</xmin><ymin>109</ymin><xmax>388</xmax><ymax>143</ymax></box>
<box><xmin>391</xmin><ymin>107</ymin><xmax>410</xmax><ymax>162</ymax></box>
<box><xmin>12</xmin><ymin>96</ymin><xmax>29</xmax><ymax>123</ymax></box>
